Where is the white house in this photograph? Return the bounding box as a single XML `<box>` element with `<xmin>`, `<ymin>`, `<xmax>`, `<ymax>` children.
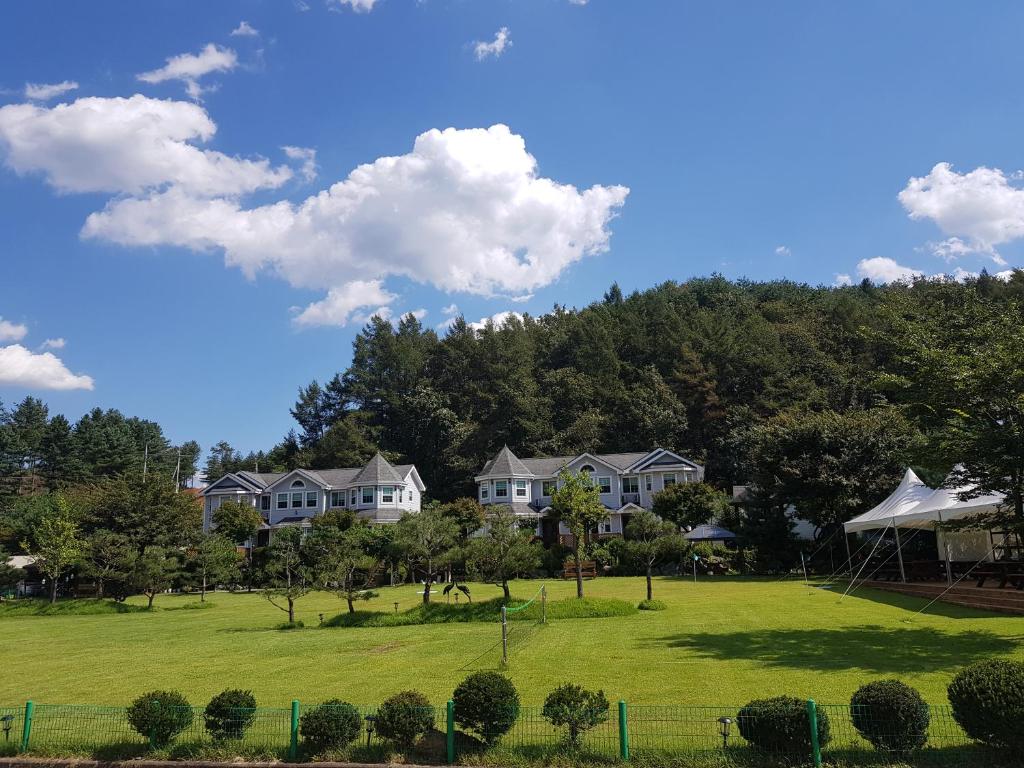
<box><xmin>201</xmin><ymin>453</ymin><xmax>425</xmax><ymax>545</ymax></box>
<box><xmin>475</xmin><ymin>446</ymin><xmax>704</xmax><ymax>545</ymax></box>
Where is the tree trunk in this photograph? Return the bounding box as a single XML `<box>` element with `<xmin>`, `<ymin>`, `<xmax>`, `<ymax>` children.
<box><xmin>502</xmin><ymin>580</ymin><xmax>511</xmax><ymax>601</ymax></box>
<box><xmin>147</xmin><ymin>591</ymin><xmax>155</xmax><ymax>609</ymax></box>
<box><xmin>347</xmin><ymin>595</ymin><xmax>355</xmax><ymax>613</ymax></box>
<box><xmin>97</xmin><ymin>577</ymin><xmax>105</xmax><ymax>599</ymax></box>
<box><xmin>646</xmin><ymin>563</ymin><xmax>653</xmax><ymax>601</ymax></box>
<box><xmin>201</xmin><ymin>573</ymin><xmax>207</xmax><ymax>602</ymax></box>
<box><xmin>287</xmin><ymin>596</ymin><xmax>295</xmax><ymax>624</ymax></box>
<box><xmin>574</xmin><ymin>547</ymin><xmax>584</xmax><ymax>599</ymax></box>
<box><xmin>422</xmin><ymin>577</ymin><xmax>432</xmax><ymax>604</ymax></box>
<box><xmin>49</xmin><ymin>576</ymin><xmax>57</xmax><ymax>604</ymax></box>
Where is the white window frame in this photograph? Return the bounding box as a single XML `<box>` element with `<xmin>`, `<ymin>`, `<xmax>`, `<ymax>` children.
<box><xmin>645</xmin><ymin>475</ymin><xmax>652</xmax><ymax>491</ymax></box>
<box><xmin>362</xmin><ymin>486</ymin><xmax>374</xmax><ymax>504</ymax></box>
<box><xmin>663</xmin><ymin>473</ymin><xmax>677</xmax><ymax>488</ymax></box>
<box><xmin>306</xmin><ymin>491</ymin><xmax>317</xmax><ymax>508</ymax></box>
<box><xmin>382</xmin><ymin>486</ymin><xmax>395</xmax><ymax>503</ymax></box>
<box><xmin>291</xmin><ymin>492</ymin><xmax>303</xmax><ymax>509</ymax></box>
<box><xmin>596</xmin><ymin>476</ymin><xmax>612</xmax><ymax>494</ymax></box>
<box><xmin>291</xmin><ymin>479</ymin><xmax>305</xmax><ymax>489</ymax></box>
<box><xmin>330</xmin><ymin>491</ymin><xmax>345</xmax><ymax>508</ymax></box>
<box><xmin>601</xmin><ymin>522</ymin><xmax>613</xmax><ymax>534</ymax></box>
<box><xmin>514</xmin><ymin>479</ymin><xmax>528</xmax><ymax>498</ymax></box>
<box><xmin>495</xmin><ymin>480</ymin><xmax>509</xmax><ymax>498</ymax></box>
<box><xmin>622</xmin><ymin>476</ymin><xmax>639</xmax><ymax>494</ymax></box>
<box><xmin>542</xmin><ymin>480</ymin><xmax>556</xmax><ymax>497</ymax></box>
<box><xmin>350</xmin><ymin>489</ymin><xmax>357</xmax><ymax>505</ymax></box>
<box><xmin>277</xmin><ymin>492</ymin><xmax>288</xmax><ymax>510</ymax></box>
<box><xmin>481</xmin><ymin>483</ymin><xmax>489</xmax><ymax>500</ymax></box>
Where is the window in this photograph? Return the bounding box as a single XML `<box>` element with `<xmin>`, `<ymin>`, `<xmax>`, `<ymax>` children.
<box><xmin>481</xmin><ymin>483</ymin><xmax>489</xmax><ymax>500</ymax></box>
<box><xmin>291</xmin><ymin>492</ymin><xmax>303</xmax><ymax>508</ymax></box>
<box><xmin>362</xmin><ymin>487</ymin><xmax>374</xmax><ymax>504</ymax></box>
<box><xmin>306</xmin><ymin>491</ymin><xmax>317</xmax><ymax>508</ymax></box>
<box><xmin>601</xmin><ymin>522</ymin><xmax>612</xmax><ymax>534</ymax></box>
<box><xmin>261</xmin><ymin>495</ymin><xmax>271</xmax><ymax>511</ymax></box>
<box><xmin>645</xmin><ymin>475</ymin><xmax>652</xmax><ymax>491</ymax></box>
<box><xmin>277</xmin><ymin>493</ymin><xmax>288</xmax><ymax>510</ymax></box>
<box><xmin>622</xmin><ymin>476</ymin><xmax>638</xmax><ymax>494</ymax></box>
<box><xmin>291</xmin><ymin>479</ymin><xmax>305</xmax><ymax>489</ymax></box>
<box><xmin>495</xmin><ymin>480</ymin><xmax>509</xmax><ymax>498</ymax></box>
<box><xmin>542</xmin><ymin>480</ymin><xmax>556</xmax><ymax>497</ymax></box>
<box><xmin>331</xmin><ymin>491</ymin><xmax>345</xmax><ymax>508</ymax></box>
<box><xmin>663</xmin><ymin>473</ymin><xmax>677</xmax><ymax>488</ymax></box>
<box><xmin>580</xmin><ymin>464</ymin><xmax>595</xmax><ymax>475</ymax></box>
<box><xmin>596</xmin><ymin>476</ymin><xmax>612</xmax><ymax>494</ymax></box>
<box><xmin>351</xmin><ymin>489</ymin><xmax>357</xmax><ymax>505</ymax></box>
<box><xmin>514</xmin><ymin>479</ymin><xmax>527</xmax><ymax>498</ymax></box>
<box><xmin>382</xmin><ymin>486</ymin><xmax>395</xmax><ymax>503</ymax></box>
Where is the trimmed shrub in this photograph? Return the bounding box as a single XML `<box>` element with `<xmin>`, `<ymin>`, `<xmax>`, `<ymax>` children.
<box><xmin>638</xmin><ymin>599</ymin><xmax>667</xmax><ymax>611</ymax></box>
<box><xmin>948</xmin><ymin>659</ymin><xmax>1024</xmax><ymax>751</ymax></box>
<box><xmin>375</xmin><ymin>691</ymin><xmax>435</xmax><ymax>751</ymax></box>
<box><xmin>204</xmin><ymin>689</ymin><xmax>257</xmax><ymax>741</ymax></box>
<box><xmin>300</xmin><ymin>699</ymin><xmax>362</xmax><ymax>752</ymax></box>
<box><xmin>453</xmin><ymin>671</ymin><xmax>520</xmax><ymax>745</ymax></box>
<box><xmin>737</xmin><ymin>696</ymin><xmax>830</xmax><ymax>754</ymax></box>
<box><xmin>542</xmin><ymin>684</ymin><xmax>610</xmax><ymax>748</ymax></box>
<box><xmin>850</xmin><ymin>680</ymin><xmax>929</xmax><ymax>756</ymax></box>
<box><xmin>126</xmin><ymin>690</ymin><xmax>194</xmax><ymax>748</ymax></box>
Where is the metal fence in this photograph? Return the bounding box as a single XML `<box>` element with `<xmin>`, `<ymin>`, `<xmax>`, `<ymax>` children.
<box><xmin>1</xmin><ymin>698</ymin><xmax>995</xmax><ymax>766</ymax></box>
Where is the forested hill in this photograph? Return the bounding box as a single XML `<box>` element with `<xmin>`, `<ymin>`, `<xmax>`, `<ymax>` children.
<box><xmin>203</xmin><ymin>270</ymin><xmax>1024</xmax><ymax>508</ymax></box>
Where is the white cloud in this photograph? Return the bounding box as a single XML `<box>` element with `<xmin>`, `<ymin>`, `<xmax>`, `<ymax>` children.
<box><xmin>569</xmin><ymin>0</ymin><xmax>589</xmax><ymax>5</ymax></box>
<box><xmin>899</xmin><ymin>162</ymin><xmax>1024</xmax><ymax>264</ymax></box>
<box><xmin>137</xmin><ymin>44</ymin><xmax>238</xmax><ymax>100</ymax></box>
<box><xmin>855</xmin><ymin>257</ymin><xmax>923</xmax><ymax>283</ymax></box>
<box><xmin>0</xmin><ymin>318</ymin><xmax>28</xmax><ymax>342</ymax></box>
<box><xmin>328</xmin><ymin>0</ymin><xmax>379</xmax><ymax>12</ymax></box>
<box><xmin>82</xmin><ymin>124</ymin><xmax>629</xmax><ymax>319</ymax></box>
<box><xmin>0</xmin><ymin>344</ymin><xmax>93</xmax><ymax>390</ymax></box>
<box><xmin>0</xmin><ymin>95</ymin><xmax>291</xmax><ymax>196</ymax></box>
<box><xmin>774</xmin><ymin>245</ymin><xmax>791</xmax><ymax>257</ymax></box>
<box><xmin>408</xmin><ymin>308</ymin><xmax>427</xmax><ymax>321</ymax></box>
<box><xmin>474</xmin><ymin>27</ymin><xmax>511</xmax><ymax>60</ymax></box>
<box><xmin>24</xmin><ymin>80</ymin><xmax>78</xmax><ymax>101</ymax></box>
<box><xmin>282</xmin><ymin>145</ymin><xmax>318</xmax><ymax>182</ymax></box>
<box><xmin>441</xmin><ymin>303</ymin><xmax>459</xmax><ymax>316</ymax></box>
<box><xmin>834</xmin><ymin>273</ymin><xmax>852</xmax><ymax>287</ymax></box>
<box><xmin>292</xmin><ymin>279</ymin><xmax>397</xmax><ymax>328</ymax></box>
<box><xmin>469</xmin><ymin>310</ymin><xmax>523</xmax><ymax>331</ymax></box>
<box><xmin>230</xmin><ymin>21</ymin><xmax>260</xmax><ymax>37</ymax></box>
<box><xmin>41</xmin><ymin>337</ymin><xmax>66</xmax><ymax>349</ymax></box>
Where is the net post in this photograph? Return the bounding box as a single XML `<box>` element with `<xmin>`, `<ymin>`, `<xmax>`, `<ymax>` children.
<box><xmin>501</xmin><ymin>606</ymin><xmax>508</xmax><ymax>665</ymax></box>
<box><xmin>446</xmin><ymin>699</ymin><xmax>455</xmax><ymax>763</ymax></box>
<box><xmin>19</xmin><ymin>701</ymin><xmax>33</xmax><ymax>753</ymax></box>
<box><xmin>806</xmin><ymin>699</ymin><xmax>822</xmax><ymax>768</ymax></box>
<box><xmin>149</xmin><ymin>700</ymin><xmax>159</xmax><ymax>750</ymax></box>
<box><xmin>541</xmin><ymin>585</ymin><xmax>546</xmax><ymax>624</ymax></box>
<box><xmin>618</xmin><ymin>700</ymin><xmax>629</xmax><ymax>761</ymax></box>
<box><xmin>289</xmin><ymin>699</ymin><xmax>300</xmax><ymax>760</ymax></box>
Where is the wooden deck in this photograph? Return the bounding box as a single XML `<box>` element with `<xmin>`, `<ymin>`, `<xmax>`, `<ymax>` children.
<box><xmin>863</xmin><ymin>580</ymin><xmax>1024</xmax><ymax>615</ymax></box>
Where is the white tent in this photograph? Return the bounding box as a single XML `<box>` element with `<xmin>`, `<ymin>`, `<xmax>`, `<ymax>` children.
<box><xmin>843</xmin><ymin>469</ymin><xmax>933</xmax><ymax>533</ymax></box>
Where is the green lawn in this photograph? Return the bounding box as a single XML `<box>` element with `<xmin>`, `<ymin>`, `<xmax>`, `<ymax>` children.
<box><xmin>1</xmin><ymin>577</ymin><xmax>1020</xmax><ymax>708</ymax></box>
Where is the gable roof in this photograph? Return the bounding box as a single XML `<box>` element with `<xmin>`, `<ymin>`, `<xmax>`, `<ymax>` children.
<box><xmin>478</xmin><ymin>446</ymin><xmax>533</xmax><ymax>478</ymax></box>
<box><xmin>351</xmin><ymin>453</ymin><xmax>405</xmax><ymax>485</ymax></box>
<box><xmin>476</xmin><ymin>447</ymin><xmax>698</xmax><ymax>480</ymax></box>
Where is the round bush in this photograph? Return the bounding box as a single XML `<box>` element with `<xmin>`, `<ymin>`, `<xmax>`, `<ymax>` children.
<box><xmin>850</xmin><ymin>680</ymin><xmax>929</xmax><ymax>756</ymax></box>
<box><xmin>453</xmin><ymin>671</ymin><xmax>520</xmax><ymax>745</ymax></box>
<box><xmin>300</xmin><ymin>699</ymin><xmax>362</xmax><ymax>752</ymax></box>
<box><xmin>126</xmin><ymin>690</ymin><xmax>194</xmax><ymax>748</ymax></box>
<box><xmin>204</xmin><ymin>689</ymin><xmax>257</xmax><ymax>741</ymax></box>
<box><xmin>948</xmin><ymin>659</ymin><xmax>1024</xmax><ymax>751</ymax></box>
<box><xmin>638</xmin><ymin>599</ymin><xmax>667</xmax><ymax>611</ymax></box>
<box><xmin>542</xmin><ymin>684</ymin><xmax>610</xmax><ymax>748</ymax></box>
<box><xmin>375</xmin><ymin>690</ymin><xmax>435</xmax><ymax>750</ymax></box>
<box><xmin>737</xmin><ymin>696</ymin><xmax>830</xmax><ymax>754</ymax></box>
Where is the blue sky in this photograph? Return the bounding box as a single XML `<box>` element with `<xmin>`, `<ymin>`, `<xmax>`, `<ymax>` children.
<box><xmin>3</xmin><ymin>0</ymin><xmax>1024</xmax><ymax>456</ymax></box>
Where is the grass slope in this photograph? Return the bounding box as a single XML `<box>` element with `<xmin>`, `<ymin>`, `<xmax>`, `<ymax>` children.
<box><xmin>0</xmin><ymin>577</ymin><xmax>1020</xmax><ymax>707</ymax></box>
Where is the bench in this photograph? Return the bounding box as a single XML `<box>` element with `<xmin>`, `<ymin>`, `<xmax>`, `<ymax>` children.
<box><xmin>562</xmin><ymin>560</ymin><xmax>598</xmax><ymax>580</ymax></box>
<box><xmin>975</xmin><ymin>561</ymin><xmax>1024</xmax><ymax>589</ymax></box>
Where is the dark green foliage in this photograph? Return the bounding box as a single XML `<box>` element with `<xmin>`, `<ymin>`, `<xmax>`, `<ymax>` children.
<box><xmin>374</xmin><ymin>690</ymin><xmax>435</xmax><ymax>750</ymax></box>
<box><xmin>850</xmin><ymin>680</ymin><xmax>929</xmax><ymax>756</ymax></box>
<box><xmin>453</xmin><ymin>671</ymin><xmax>520</xmax><ymax>745</ymax></box>
<box><xmin>637</xmin><ymin>598</ymin><xmax>667</xmax><ymax>611</ymax></box>
<box><xmin>736</xmin><ymin>696</ymin><xmax>830</xmax><ymax>754</ymax></box>
<box><xmin>204</xmin><ymin>689</ymin><xmax>257</xmax><ymax>741</ymax></box>
<box><xmin>299</xmin><ymin>699</ymin><xmax>362</xmax><ymax>752</ymax></box>
<box><xmin>126</xmin><ymin>690</ymin><xmax>194</xmax><ymax>747</ymax></box>
<box><xmin>948</xmin><ymin>659</ymin><xmax>1024</xmax><ymax>752</ymax></box>
<box><xmin>542</xmin><ymin>684</ymin><xmax>610</xmax><ymax>748</ymax></box>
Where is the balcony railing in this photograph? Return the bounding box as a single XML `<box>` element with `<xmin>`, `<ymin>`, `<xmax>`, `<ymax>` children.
<box><xmin>621</xmin><ymin>492</ymin><xmax>640</xmax><ymax>505</ymax></box>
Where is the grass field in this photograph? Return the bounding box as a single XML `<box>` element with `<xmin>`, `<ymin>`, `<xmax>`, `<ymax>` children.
<box><xmin>1</xmin><ymin>576</ymin><xmax>1021</xmax><ymax>708</ymax></box>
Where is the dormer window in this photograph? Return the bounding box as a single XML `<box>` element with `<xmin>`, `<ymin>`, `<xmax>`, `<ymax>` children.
<box><xmin>514</xmin><ymin>479</ymin><xmax>527</xmax><ymax>498</ymax></box>
<box><xmin>580</xmin><ymin>464</ymin><xmax>595</xmax><ymax>474</ymax></box>
<box><xmin>291</xmin><ymin>479</ymin><xmax>305</xmax><ymax>488</ymax></box>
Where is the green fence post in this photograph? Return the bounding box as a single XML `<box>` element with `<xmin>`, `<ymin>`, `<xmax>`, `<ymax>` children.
<box><xmin>289</xmin><ymin>700</ymin><xmax>300</xmax><ymax>760</ymax></box>
<box><xmin>446</xmin><ymin>700</ymin><xmax>455</xmax><ymax>764</ymax></box>
<box><xmin>19</xmin><ymin>701</ymin><xmax>33</xmax><ymax>753</ymax></box>
<box><xmin>618</xmin><ymin>700</ymin><xmax>629</xmax><ymax>761</ymax></box>
<box><xmin>806</xmin><ymin>699</ymin><xmax>822</xmax><ymax>768</ymax></box>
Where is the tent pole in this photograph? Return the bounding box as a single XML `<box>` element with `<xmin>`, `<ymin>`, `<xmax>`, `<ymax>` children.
<box><xmin>892</xmin><ymin>517</ymin><xmax>907</xmax><ymax>583</ymax></box>
<box><xmin>843</xmin><ymin>530</ymin><xmax>853</xmax><ymax>576</ymax></box>
<box><xmin>936</xmin><ymin>511</ymin><xmax>953</xmax><ymax>586</ymax></box>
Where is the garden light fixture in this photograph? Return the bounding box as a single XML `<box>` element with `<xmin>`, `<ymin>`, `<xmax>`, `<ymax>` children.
<box><xmin>717</xmin><ymin>716</ymin><xmax>732</xmax><ymax>748</ymax></box>
<box><xmin>365</xmin><ymin>714</ymin><xmax>376</xmax><ymax>747</ymax></box>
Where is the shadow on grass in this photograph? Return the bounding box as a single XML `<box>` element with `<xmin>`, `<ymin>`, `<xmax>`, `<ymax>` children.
<box><xmin>0</xmin><ymin>599</ymin><xmax>150</xmax><ymax>617</ymax></box>
<box><xmin>651</xmin><ymin>625</ymin><xmax>1018</xmax><ymax>673</ymax></box>
<box><xmin>837</xmin><ymin>584</ymin><xmax>1017</xmax><ymax>620</ymax></box>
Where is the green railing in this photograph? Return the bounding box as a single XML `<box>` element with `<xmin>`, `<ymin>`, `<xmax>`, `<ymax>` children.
<box><xmin>2</xmin><ymin>698</ymin><xmax>994</xmax><ymax>766</ymax></box>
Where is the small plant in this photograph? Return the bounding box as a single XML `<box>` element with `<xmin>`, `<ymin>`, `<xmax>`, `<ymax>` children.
<box><xmin>276</xmin><ymin>620</ymin><xmax>305</xmax><ymax>630</ymax></box>
<box><xmin>126</xmin><ymin>690</ymin><xmax>194</xmax><ymax>748</ymax></box>
<box><xmin>375</xmin><ymin>691</ymin><xmax>435</xmax><ymax>751</ymax></box>
<box><xmin>300</xmin><ymin>699</ymin><xmax>362</xmax><ymax>752</ymax></box>
<box><xmin>542</xmin><ymin>684</ymin><xmax>610</xmax><ymax>748</ymax></box>
<box><xmin>736</xmin><ymin>696</ymin><xmax>830</xmax><ymax>754</ymax></box>
<box><xmin>453</xmin><ymin>671</ymin><xmax>520</xmax><ymax>745</ymax></box>
<box><xmin>204</xmin><ymin>689</ymin><xmax>257</xmax><ymax>741</ymax></box>
<box><xmin>638</xmin><ymin>599</ymin><xmax>666</xmax><ymax>611</ymax></box>
<box><xmin>948</xmin><ymin>659</ymin><xmax>1024</xmax><ymax>751</ymax></box>
<box><xmin>850</xmin><ymin>680</ymin><xmax>929</xmax><ymax>756</ymax></box>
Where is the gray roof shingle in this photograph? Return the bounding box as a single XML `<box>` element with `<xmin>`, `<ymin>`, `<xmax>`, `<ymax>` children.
<box><xmin>351</xmin><ymin>453</ymin><xmax>405</xmax><ymax>485</ymax></box>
